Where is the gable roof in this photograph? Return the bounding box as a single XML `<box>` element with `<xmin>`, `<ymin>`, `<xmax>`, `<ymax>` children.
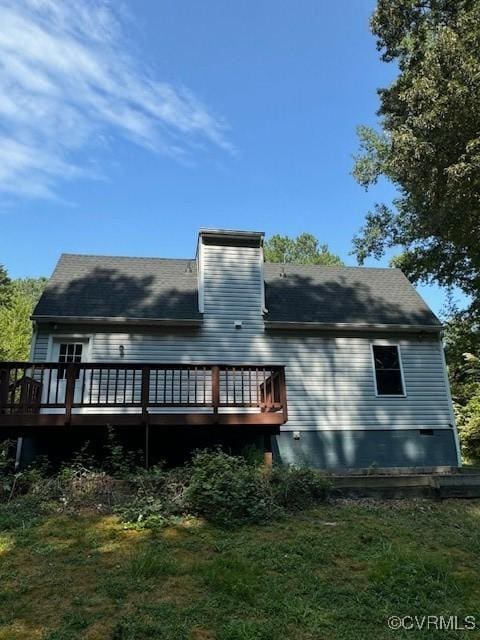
<box><xmin>264</xmin><ymin>264</ymin><xmax>440</xmax><ymax>329</ymax></box>
<box><xmin>33</xmin><ymin>253</ymin><xmax>441</xmax><ymax>330</ymax></box>
<box><xmin>32</xmin><ymin>254</ymin><xmax>201</xmax><ymax>324</ymax></box>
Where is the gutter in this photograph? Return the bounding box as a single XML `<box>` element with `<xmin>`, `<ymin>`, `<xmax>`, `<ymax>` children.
<box><xmin>264</xmin><ymin>321</ymin><xmax>443</xmax><ymax>333</ymax></box>
<box><xmin>31</xmin><ymin>315</ymin><xmax>203</xmax><ymax>327</ymax></box>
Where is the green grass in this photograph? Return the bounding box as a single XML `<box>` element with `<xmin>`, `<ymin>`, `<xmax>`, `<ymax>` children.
<box><xmin>1</xmin><ymin>498</ymin><xmax>480</xmax><ymax>639</ymax></box>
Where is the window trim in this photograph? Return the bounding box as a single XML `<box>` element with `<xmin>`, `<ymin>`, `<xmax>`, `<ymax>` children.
<box><xmin>370</xmin><ymin>343</ymin><xmax>407</xmax><ymax>398</ymax></box>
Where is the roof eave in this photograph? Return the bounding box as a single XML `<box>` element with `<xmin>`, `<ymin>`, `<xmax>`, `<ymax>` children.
<box><xmin>264</xmin><ymin>321</ymin><xmax>443</xmax><ymax>333</ymax></box>
<box><xmin>31</xmin><ymin>315</ymin><xmax>203</xmax><ymax>327</ymax></box>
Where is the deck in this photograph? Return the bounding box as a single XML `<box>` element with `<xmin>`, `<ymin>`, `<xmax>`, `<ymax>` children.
<box><xmin>0</xmin><ymin>362</ymin><xmax>288</xmax><ymax>433</ymax></box>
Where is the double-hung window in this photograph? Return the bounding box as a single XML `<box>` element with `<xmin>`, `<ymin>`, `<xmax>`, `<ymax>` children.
<box><xmin>372</xmin><ymin>345</ymin><xmax>405</xmax><ymax>396</ymax></box>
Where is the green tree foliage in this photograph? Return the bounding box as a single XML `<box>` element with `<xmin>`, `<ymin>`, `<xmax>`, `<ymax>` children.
<box><xmin>352</xmin><ymin>0</ymin><xmax>480</xmax><ymax>313</ymax></box>
<box><xmin>444</xmin><ymin>310</ymin><xmax>480</xmax><ymax>461</ymax></box>
<box><xmin>0</xmin><ymin>270</ymin><xmax>47</xmax><ymax>361</ymax></box>
<box><xmin>264</xmin><ymin>233</ymin><xmax>344</xmax><ymax>265</ymax></box>
<box><xmin>0</xmin><ymin>265</ymin><xmax>12</xmax><ymax>307</ymax></box>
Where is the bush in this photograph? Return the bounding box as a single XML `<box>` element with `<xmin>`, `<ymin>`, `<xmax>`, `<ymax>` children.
<box><xmin>118</xmin><ymin>465</ymin><xmax>191</xmax><ymax>527</ymax></box>
<box><xmin>270</xmin><ymin>466</ymin><xmax>330</xmax><ymax>510</ymax></box>
<box><xmin>185</xmin><ymin>450</ymin><xmax>281</xmax><ymax>526</ymax></box>
<box><xmin>1</xmin><ymin>448</ymin><xmax>330</xmax><ymax>528</ymax></box>
<box><xmin>456</xmin><ymin>385</ymin><xmax>480</xmax><ymax>463</ymax></box>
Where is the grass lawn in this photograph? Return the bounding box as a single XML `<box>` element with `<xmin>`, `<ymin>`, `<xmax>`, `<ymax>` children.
<box><xmin>0</xmin><ymin>498</ymin><xmax>480</xmax><ymax>639</ymax></box>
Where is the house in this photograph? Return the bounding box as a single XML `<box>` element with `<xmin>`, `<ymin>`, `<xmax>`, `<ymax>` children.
<box><xmin>0</xmin><ymin>229</ymin><xmax>460</xmax><ymax>469</ymax></box>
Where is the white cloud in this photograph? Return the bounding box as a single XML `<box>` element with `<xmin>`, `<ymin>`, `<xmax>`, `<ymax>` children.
<box><xmin>0</xmin><ymin>0</ymin><xmax>232</xmax><ymax>198</ymax></box>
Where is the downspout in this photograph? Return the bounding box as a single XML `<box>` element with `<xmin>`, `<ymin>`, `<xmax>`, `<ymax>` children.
<box><xmin>197</xmin><ymin>235</ymin><xmax>205</xmax><ymax>314</ymax></box>
<box><xmin>258</xmin><ymin>238</ymin><xmax>268</xmax><ymax>315</ymax></box>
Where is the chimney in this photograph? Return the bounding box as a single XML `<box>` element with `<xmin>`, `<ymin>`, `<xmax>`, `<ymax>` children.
<box><xmin>196</xmin><ymin>229</ymin><xmax>266</xmax><ymax>318</ymax></box>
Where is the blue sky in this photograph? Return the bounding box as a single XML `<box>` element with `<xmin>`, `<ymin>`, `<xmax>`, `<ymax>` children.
<box><xmin>0</xmin><ymin>0</ymin><xmax>450</xmax><ymax>315</ymax></box>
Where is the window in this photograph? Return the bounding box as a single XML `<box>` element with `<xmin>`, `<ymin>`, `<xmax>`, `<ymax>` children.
<box><xmin>58</xmin><ymin>342</ymin><xmax>83</xmax><ymax>378</ymax></box>
<box><xmin>372</xmin><ymin>345</ymin><xmax>405</xmax><ymax>396</ymax></box>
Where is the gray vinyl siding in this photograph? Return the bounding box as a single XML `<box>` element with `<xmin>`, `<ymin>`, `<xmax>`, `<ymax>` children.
<box><xmin>32</xmin><ymin>242</ymin><xmax>454</xmax><ymax>433</ymax></box>
<box><xmin>33</xmin><ymin>331</ymin><xmax>49</xmax><ymax>361</ymax></box>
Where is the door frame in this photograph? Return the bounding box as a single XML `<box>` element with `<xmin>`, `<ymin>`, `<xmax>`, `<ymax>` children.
<box><xmin>46</xmin><ymin>334</ymin><xmax>93</xmax><ymax>362</ymax></box>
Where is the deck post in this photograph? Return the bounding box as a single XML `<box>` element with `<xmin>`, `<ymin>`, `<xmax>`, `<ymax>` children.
<box><xmin>141</xmin><ymin>367</ymin><xmax>150</xmax><ymax>420</ymax></box>
<box><xmin>64</xmin><ymin>364</ymin><xmax>77</xmax><ymax>425</ymax></box>
<box><xmin>212</xmin><ymin>366</ymin><xmax>220</xmax><ymax>421</ymax></box>
<box><xmin>145</xmin><ymin>423</ymin><xmax>150</xmax><ymax>469</ymax></box>
<box><xmin>141</xmin><ymin>367</ymin><xmax>151</xmax><ymax>468</ymax></box>
<box><xmin>263</xmin><ymin>432</ymin><xmax>273</xmax><ymax>467</ymax></box>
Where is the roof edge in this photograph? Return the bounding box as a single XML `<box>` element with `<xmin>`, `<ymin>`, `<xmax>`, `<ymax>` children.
<box><xmin>264</xmin><ymin>321</ymin><xmax>443</xmax><ymax>333</ymax></box>
<box><xmin>31</xmin><ymin>315</ymin><xmax>203</xmax><ymax>327</ymax></box>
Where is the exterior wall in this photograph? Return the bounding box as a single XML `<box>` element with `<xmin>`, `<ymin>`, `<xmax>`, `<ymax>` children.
<box><xmin>275</xmin><ymin>429</ymin><xmax>458</xmax><ymax>469</ymax></box>
<box><xmin>33</xmin><ymin>238</ymin><xmax>459</xmax><ymax>468</ymax></box>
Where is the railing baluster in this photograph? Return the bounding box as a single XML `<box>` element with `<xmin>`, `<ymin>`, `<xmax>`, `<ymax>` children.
<box><xmin>80</xmin><ymin>365</ymin><xmax>86</xmax><ymax>405</ymax></box>
<box><xmin>0</xmin><ymin>362</ymin><xmax>287</xmax><ymax>422</ymax></box>
<box><xmin>89</xmin><ymin>368</ymin><xmax>94</xmax><ymax>405</ymax></box>
<box><xmin>141</xmin><ymin>367</ymin><xmax>149</xmax><ymax>418</ymax></box>
<box><xmin>47</xmin><ymin>367</ymin><xmax>52</xmax><ymax>405</ymax></box>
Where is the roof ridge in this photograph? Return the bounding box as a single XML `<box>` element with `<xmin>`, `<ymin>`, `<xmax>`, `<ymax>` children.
<box><xmin>264</xmin><ymin>262</ymin><xmax>399</xmax><ymax>272</ymax></box>
<box><xmin>60</xmin><ymin>253</ymin><xmax>195</xmax><ymax>262</ymax></box>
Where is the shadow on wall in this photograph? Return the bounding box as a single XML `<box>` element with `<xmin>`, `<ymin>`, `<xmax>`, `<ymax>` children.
<box><xmin>274</xmin><ymin>429</ymin><xmax>458</xmax><ymax>469</ymax></box>
<box><xmin>30</xmin><ymin>264</ymin><xmax>455</xmax><ymax>468</ymax></box>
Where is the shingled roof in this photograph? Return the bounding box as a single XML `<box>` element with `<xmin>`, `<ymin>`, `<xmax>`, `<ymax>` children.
<box><xmin>33</xmin><ymin>253</ymin><xmax>440</xmax><ymax>329</ymax></box>
<box><xmin>264</xmin><ymin>264</ymin><xmax>440</xmax><ymax>328</ymax></box>
<box><xmin>32</xmin><ymin>254</ymin><xmax>201</xmax><ymax>324</ymax></box>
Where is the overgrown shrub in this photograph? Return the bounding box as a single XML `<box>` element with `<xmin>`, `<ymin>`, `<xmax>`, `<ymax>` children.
<box><xmin>118</xmin><ymin>465</ymin><xmax>191</xmax><ymax>527</ymax></box>
<box><xmin>184</xmin><ymin>450</ymin><xmax>281</xmax><ymax>526</ymax></box>
<box><xmin>456</xmin><ymin>385</ymin><xmax>480</xmax><ymax>463</ymax></box>
<box><xmin>1</xmin><ymin>448</ymin><xmax>330</xmax><ymax>527</ymax></box>
<box><xmin>270</xmin><ymin>465</ymin><xmax>330</xmax><ymax>510</ymax></box>
<box><xmin>103</xmin><ymin>427</ymin><xmax>144</xmax><ymax>476</ymax></box>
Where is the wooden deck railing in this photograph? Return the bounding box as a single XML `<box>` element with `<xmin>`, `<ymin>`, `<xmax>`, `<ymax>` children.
<box><xmin>0</xmin><ymin>362</ymin><xmax>287</xmax><ymax>428</ymax></box>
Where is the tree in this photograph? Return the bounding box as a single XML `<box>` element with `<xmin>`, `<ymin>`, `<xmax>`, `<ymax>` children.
<box><xmin>352</xmin><ymin>0</ymin><xmax>480</xmax><ymax>313</ymax></box>
<box><xmin>0</xmin><ymin>265</ymin><xmax>12</xmax><ymax>307</ymax></box>
<box><xmin>264</xmin><ymin>233</ymin><xmax>344</xmax><ymax>266</ymax></box>
<box><xmin>0</xmin><ymin>288</ymin><xmax>33</xmax><ymax>360</ymax></box>
<box><xmin>443</xmin><ymin>307</ymin><xmax>480</xmax><ymax>461</ymax></box>
<box><xmin>0</xmin><ymin>273</ymin><xmax>47</xmax><ymax>361</ymax></box>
